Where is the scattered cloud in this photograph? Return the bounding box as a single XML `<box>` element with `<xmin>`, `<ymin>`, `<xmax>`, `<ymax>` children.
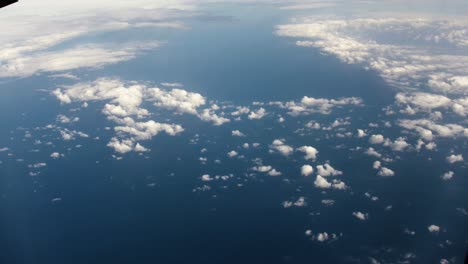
<box><xmin>301</xmin><ymin>164</ymin><xmax>314</xmax><ymax>176</ymax></box>
<box><xmin>297</xmin><ymin>145</ymin><xmax>319</xmax><ymax>160</ymax></box>
<box><xmin>428</xmin><ymin>224</ymin><xmax>440</xmax><ymax>233</ymax></box>
<box><xmin>270</xmin><ymin>96</ymin><xmax>362</xmax><ymax>116</ymax></box>
<box><xmin>446</xmin><ymin>154</ymin><xmax>463</xmax><ymax>163</ymax></box>
<box><xmin>269</xmin><ymin>139</ymin><xmax>294</xmax><ymax>156</ymax></box>
<box><xmin>352</xmin><ymin>211</ymin><xmax>369</xmax><ymax>221</ymax></box>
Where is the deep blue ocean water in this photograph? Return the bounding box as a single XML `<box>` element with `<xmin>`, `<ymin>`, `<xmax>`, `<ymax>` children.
<box><xmin>0</xmin><ymin>5</ymin><xmax>467</xmax><ymax>264</ymax></box>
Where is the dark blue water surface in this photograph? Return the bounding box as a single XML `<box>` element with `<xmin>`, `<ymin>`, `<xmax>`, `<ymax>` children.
<box><xmin>0</xmin><ymin>5</ymin><xmax>467</xmax><ymax>264</ymax></box>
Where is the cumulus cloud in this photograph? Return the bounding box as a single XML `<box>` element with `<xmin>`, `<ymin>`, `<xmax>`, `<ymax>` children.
<box><xmin>373</xmin><ymin>161</ymin><xmax>381</xmax><ymax>169</ymax></box>
<box><xmin>282</xmin><ymin>197</ymin><xmax>306</xmax><ymax>208</ymax></box>
<box><xmin>53</xmin><ymin>78</ymin><xmax>232</xmax><ymax>153</ymax></box>
<box><xmin>253</xmin><ymin>165</ymin><xmax>281</xmax><ymax>176</ymax></box>
<box><xmin>396</xmin><ymin>92</ymin><xmax>468</xmax><ymax>117</ymax></box>
<box><xmin>59</xmin><ymin>128</ymin><xmax>89</xmax><ymax>141</ymax></box>
<box><xmin>50</xmin><ymin>152</ymin><xmax>63</xmax><ymax>159</ymax></box>
<box><xmin>297</xmin><ymin>146</ymin><xmax>319</xmax><ymax>160</ymax></box>
<box><xmin>269</xmin><ymin>139</ymin><xmax>294</xmax><ymax>156</ymax></box>
<box><xmin>399</xmin><ymin>119</ymin><xmax>468</xmax><ymax>141</ymax></box>
<box><xmin>446</xmin><ymin>154</ymin><xmax>463</xmax><ymax>163</ymax></box>
<box><xmin>253</xmin><ymin>165</ymin><xmax>273</xmax><ymax>172</ymax></box>
<box><xmin>441</xmin><ymin>171</ymin><xmax>454</xmax><ymax>181</ymax></box>
<box><xmin>248</xmin><ymin>108</ymin><xmax>267</xmax><ymax>120</ymax></box>
<box><xmin>276</xmin><ymin>18</ymin><xmax>468</xmax><ymax>95</ymax></box>
<box><xmin>314</xmin><ymin>175</ymin><xmax>347</xmax><ymax>190</ymax></box>
<box><xmin>307</xmin><ymin>231</ymin><xmax>340</xmax><ymax>242</ymax></box>
<box><xmin>316</xmin><ymin>164</ymin><xmax>342</xmax><ymax>177</ymax></box>
<box><xmin>377</xmin><ymin>167</ymin><xmax>395</xmax><ymax>177</ymax></box>
<box><xmin>428</xmin><ymin>225</ymin><xmax>440</xmax><ymax>233</ymax></box>
<box><xmin>365</xmin><ymin>147</ymin><xmax>382</xmax><ymax>158</ymax></box>
<box><xmin>314</xmin><ymin>175</ymin><xmax>332</xmax><ymax>189</ymax></box>
<box><xmin>227</xmin><ymin>150</ymin><xmax>238</xmax><ymax>158</ymax></box>
<box><xmin>352</xmin><ymin>211</ymin><xmax>369</xmax><ymax>221</ymax></box>
<box><xmin>270</xmin><ymin>96</ymin><xmax>362</xmax><ymax>116</ymax></box>
<box><xmin>198</xmin><ymin>109</ymin><xmax>230</xmax><ymax>126</ymax></box>
<box><xmin>56</xmin><ymin>114</ymin><xmax>79</xmax><ymax>124</ymax></box>
<box><xmin>386</xmin><ymin>137</ymin><xmax>410</xmax><ymax>152</ymax></box>
<box><xmin>268</xmin><ymin>169</ymin><xmax>282</xmax><ymax>176</ymax></box>
<box><xmin>301</xmin><ymin>165</ymin><xmax>314</xmax><ymax>176</ymax></box>
<box><xmin>369</xmin><ymin>134</ymin><xmax>385</xmax><ymax>144</ymax></box>
<box><xmin>107</xmin><ymin>137</ymin><xmax>139</xmax><ymax>154</ymax></box>
<box><xmin>201</xmin><ymin>174</ymin><xmax>214</xmax><ymax>182</ymax></box>
<box><xmin>232</xmin><ymin>130</ymin><xmax>245</xmax><ymax>137</ymax></box>
<box><xmin>357</xmin><ymin>129</ymin><xmax>367</xmax><ymax>138</ymax></box>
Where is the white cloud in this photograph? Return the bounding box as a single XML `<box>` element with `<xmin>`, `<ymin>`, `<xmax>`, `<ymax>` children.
<box><xmin>198</xmin><ymin>109</ymin><xmax>230</xmax><ymax>126</ymax></box>
<box><xmin>365</xmin><ymin>147</ymin><xmax>382</xmax><ymax>158</ymax></box>
<box><xmin>316</xmin><ymin>164</ymin><xmax>342</xmax><ymax>177</ymax></box>
<box><xmin>50</xmin><ymin>152</ymin><xmax>62</xmax><ymax>159</ymax></box>
<box><xmin>59</xmin><ymin>128</ymin><xmax>89</xmax><ymax>141</ymax></box>
<box><xmin>377</xmin><ymin>167</ymin><xmax>395</xmax><ymax>177</ymax></box>
<box><xmin>201</xmin><ymin>174</ymin><xmax>214</xmax><ymax>181</ymax></box>
<box><xmin>369</xmin><ymin>134</ymin><xmax>385</xmax><ymax>144</ymax></box>
<box><xmin>446</xmin><ymin>154</ymin><xmax>463</xmax><ymax>163</ymax></box>
<box><xmin>315</xmin><ymin>232</ymin><xmax>329</xmax><ymax>242</ymax></box>
<box><xmin>441</xmin><ymin>171</ymin><xmax>454</xmax><ymax>181</ymax></box>
<box><xmin>309</xmin><ymin>232</ymin><xmax>339</xmax><ymax>242</ymax></box>
<box><xmin>282</xmin><ymin>197</ymin><xmax>306</xmax><ymax>208</ymax></box>
<box><xmin>279</xmin><ymin>2</ymin><xmax>337</xmax><ymax>10</ymax></box>
<box><xmin>160</xmin><ymin>82</ymin><xmax>183</xmax><ymax>88</ymax></box>
<box><xmin>305</xmin><ymin>121</ymin><xmax>321</xmax><ymax>129</ymax></box>
<box><xmin>107</xmin><ymin>137</ymin><xmax>135</xmax><ymax>154</ymax></box>
<box><xmin>56</xmin><ymin>114</ymin><xmax>79</xmax><ymax>124</ymax></box>
<box><xmin>253</xmin><ymin>165</ymin><xmax>281</xmax><ymax>176</ymax></box>
<box><xmin>271</xmin><ymin>96</ymin><xmax>362</xmax><ymax>116</ymax></box>
<box><xmin>53</xmin><ymin>78</ymin><xmax>234</xmax><ymax>152</ymax></box>
<box><xmin>352</xmin><ymin>211</ymin><xmax>369</xmax><ymax>221</ymax></box>
<box><xmin>314</xmin><ymin>175</ymin><xmax>331</xmax><ymax>189</ymax></box>
<box><xmin>357</xmin><ymin>129</ymin><xmax>367</xmax><ymax>138</ymax></box>
<box><xmin>248</xmin><ymin>108</ymin><xmax>267</xmax><ymax>120</ymax></box>
<box><xmin>301</xmin><ymin>165</ymin><xmax>314</xmax><ymax>176</ymax></box>
<box><xmin>331</xmin><ymin>180</ymin><xmax>347</xmax><ymax>190</ymax></box>
<box><xmin>0</xmin><ymin>0</ymin><xmax>192</xmax><ymax>78</ymax></box>
<box><xmin>386</xmin><ymin>137</ymin><xmax>410</xmax><ymax>151</ymax></box>
<box><xmin>373</xmin><ymin>161</ymin><xmax>381</xmax><ymax>169</ymax></box>
<box><xmin>321</xmin><ymin>199</ymin><xmax>335</xmax><ymax>206</ymax></box>
<box><xmin>231</xmin><ymin>106</ymin><xmax>250</xmax><ymax>116</ymax></box>
<box><xmin>227</xmin><ymin>150</ymin><xmax>238</xmax><ymax>158</ymax></box>
<box><xmin>297</xmin><ymin>145</ymin><xmax>319</xmax><ymax>160</ymax></box>
<box><xmin>134</xmin><ymin>143</ymin><xmax>149</xmax><ymax>152</ymax></box>
<box><xmin>425</xmin><ymin>142</ymin><xmax>437</xmax><ymax>150</ymax></box>
<box><xmin>268</xmin><ymin>169</ymin><xmax>282</xmax><ymax>176</ymax></box>
<box><xmin>1</xmin><ymin>42</ymin><xmax>161</xmax><ymax>78</ymax></box>
<box><xmin>270</xmin><ymin>139</ymin><xmax>294</xmax><ymax>156</ymax></box>
<box><xmin>428</xmin><ymin>225</ymin><xmax>440</xmax><ymax>233</ymax></box>
<box><xmin>253</xmin><ymin>165</ymin><xmax>273</xmax><ymax>172</ymax></box>
<box><xmin>276</xmin><ymin>18</ymin><xmax>468</xmax><ymax>95</ymax></box>
<box><xmin>113</xmin><ymin>118</ymin><xmax>184</xmax><ymax>140</ymax></box>
<box><xmin>29</xmin><ymin>162</ymin><xmax>47</xmax><ymax>168</ymax></box>
<box><xmin>147</xmin><ymin>87</ymin><xmax>206</xmax><ymax>115</ymax></box>
<box><xmin>399</xmin><ymin>119</ymin><xmax>468</xmax><ymax>141</ymax></box>
<box><xmin>232</xmin><ymin>130</ymin><xmax>245</xmax><ymax>137</ymax></box>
